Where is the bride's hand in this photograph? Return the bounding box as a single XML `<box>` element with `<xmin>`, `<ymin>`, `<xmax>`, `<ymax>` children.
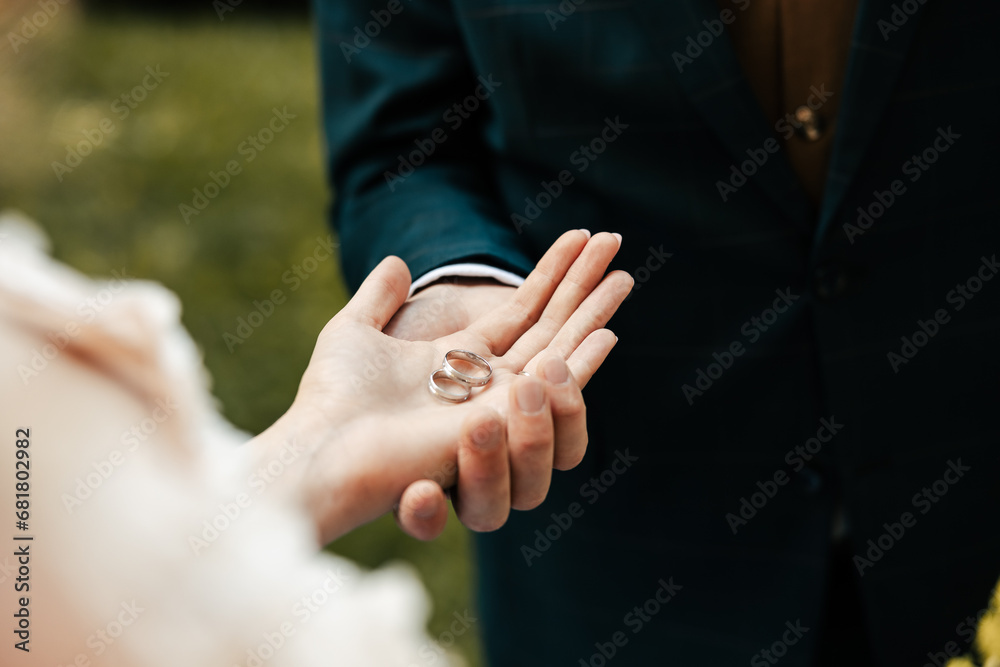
<box><xmin>249</xmin><ymin>230</ymin><xmax>632</xmax><ymax>545</ymax></box>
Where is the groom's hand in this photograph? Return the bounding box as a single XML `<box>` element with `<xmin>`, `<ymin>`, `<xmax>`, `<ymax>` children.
<box><xmin>391</xmin><ymin>232</ymin><xmax>626</xmax><ymax>542</ymax></box>
<box><xmin>383</xmin><ymin>277</ymin><xmax>518</xmax><ymax>343</ymax></box>
<box><xmin>387</xmin><ymin>277</ymin><xmax>521</xmax><ymax>540</ymax></box>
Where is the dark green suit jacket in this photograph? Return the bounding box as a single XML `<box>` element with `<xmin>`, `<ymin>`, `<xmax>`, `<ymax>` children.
<box><xmin>314</xmin><ymin>0</ymin><xmax>1000</xmax><ymax>664</ymax></box>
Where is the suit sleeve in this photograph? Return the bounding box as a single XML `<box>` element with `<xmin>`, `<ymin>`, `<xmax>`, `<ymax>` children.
<box><xmin>313</xmin><ymin>0</ymin><xmax>535</xmax><ymax>290</ymax></box>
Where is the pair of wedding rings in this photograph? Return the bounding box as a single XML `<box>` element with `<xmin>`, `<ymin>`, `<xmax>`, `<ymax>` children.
<box><xmin>428</xmin><ymin>349</ymin><xmax>493</xmax><ymax>403</ymax></box>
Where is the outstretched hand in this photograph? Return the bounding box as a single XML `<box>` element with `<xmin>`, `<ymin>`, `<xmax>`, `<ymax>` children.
<box><xmin>248</xmin><ymin>230</ymin><xmax>632</xmax><ymax>545</ymax></box>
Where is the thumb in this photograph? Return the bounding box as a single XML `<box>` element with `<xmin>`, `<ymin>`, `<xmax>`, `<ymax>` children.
<box><xmin>339</xmin><ymin>256</ymin><xmax>412</xmax><ymax>330</ymax></box>
<box><xmin>394</xmin><ymin>480</ymin><xmax>449</xmax><ymax>541</ymax></box>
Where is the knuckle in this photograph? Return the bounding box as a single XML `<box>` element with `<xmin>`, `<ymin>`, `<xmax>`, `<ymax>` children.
<box><xmin>513</xmin><ymin>436</ymin><xmax>552</xmax><ymax>458</ymax></box>
<box><xmin>530</xmin><ymin>319</ymin><xmax>562</xmax><ymax>343</ymax></box>
<box><xmin>464</xmin><ymin>413</ymin><xmax>504</xmax><ymax>448</ymax></box>
<box><xmin>563</xmin><ymin>265</ymin><xmax>589</xmax><ymax>289</ymax></box>
<box><xmin>462</xmin><ymin>466</ymin><xmax>501</xmax><ymax>488</ymax></box>
<box><xmin>532</xmin><ymin>263</ymin><xmax>558</xmax><ymax>291</ymax></box>
<box><xmin>509</xmin><ymin>297</ymin><xmax>539</xmax><ymax>329</ymax></box>
<box><xmin>553</xmin><ymin>394</ymin><xmax>586</xmax><ymax>419</ymax></box>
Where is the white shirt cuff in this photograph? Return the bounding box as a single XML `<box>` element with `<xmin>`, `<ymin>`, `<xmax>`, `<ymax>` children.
<box><xmin>408</xmin><ymin>263</ymin><xmax>527</xmax><ymax>297</ymax></box>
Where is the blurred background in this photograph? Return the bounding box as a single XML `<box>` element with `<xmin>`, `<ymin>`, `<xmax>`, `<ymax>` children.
<box><xmin>0</xmin><ymin>0</ymin><xmax>481</xmax><ymax>663</ymax></box>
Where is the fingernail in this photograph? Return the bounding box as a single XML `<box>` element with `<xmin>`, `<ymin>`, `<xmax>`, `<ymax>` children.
<box><xmin>516</xmin><ymin>379</ymin><xmax>545</xmax><ymax>414</ymax></box>
<box><xmin>612</xmin><ymin>232</ymin><xmax>622</xmax><ymax>246</ymax></box>
<box><xmin>543</xmin><ymin>357</ymin><xmax>569</xmax><ymax>384</ymax></box>
<box><xmin>579</xmin><ymin>228</ymin><xmax>592</xmax><ymax>239</ymax></box>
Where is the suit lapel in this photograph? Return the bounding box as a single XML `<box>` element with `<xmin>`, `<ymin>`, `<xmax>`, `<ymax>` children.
<box><xmin>630</xmin><ymin>0</ymin><xmax>814</xmax><ymax>229</ymax></box>
<box><xmin>814</xmin><ymin>0</ymin><xmax>926</xmax><ymax>246</ymax></box>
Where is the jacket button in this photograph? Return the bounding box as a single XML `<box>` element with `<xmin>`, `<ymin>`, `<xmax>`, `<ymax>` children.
<box><xmin>794</xmin><ymin>106</ymin><xmax>825</xmax><ymax>141</ymax></box>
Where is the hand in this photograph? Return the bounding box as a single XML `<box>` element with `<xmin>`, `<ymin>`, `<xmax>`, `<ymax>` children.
<box><xmin>383</xmin><ymin>277</ymin><xmax>517</xmax><ymax>342</ymax></box>
<box><xmin>390</xmin><ymin>233</ymin><xmax>626</xmax><ymax>539</ymax></box>
<box><xmin>247</xmin><ymin>231</ymin><xmax>631</xmax><ymax>545</ymax></box>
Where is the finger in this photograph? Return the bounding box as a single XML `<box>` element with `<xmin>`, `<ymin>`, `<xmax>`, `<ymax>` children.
<box><xmin>524</xmin><ymin>270</ymin><xmax>632</xmax><ymax>368</ymax></box>
<box><xmin>537</xmin><ymin>356</ymin><xmax>588</xmax><ymax>471</ymax></box>
<box><xmin>394</xmin><ymin>479</ymin><xmax>449</xmax><ymax>541</ymax></box>
<box><xmin>502</xmin><ymin>232</ymin><xmax>621</xmax><ymax>369</ymax></box>
<box><xmin>507</xmin><ymin>376</ymin><xmax>555</xmax><ymax>510</ymax></box>
<box><xmin>566</xmin><ymin>328</ymin><xmax>619</xmax><ymax>389</ymax></box>
<box><xmin>452</xmin><ymin>409</ymin><xmax>511</xmax><ymax>532</ymax></box>
<box><xmin>466</xmin><ymin>229</ymin><xmax>590</xmax><ymax>354</ymax></box>
<box><xmin>338</xmin><ymin>256</ymin><xmax>412</xmax><ymax>330</ymax></box>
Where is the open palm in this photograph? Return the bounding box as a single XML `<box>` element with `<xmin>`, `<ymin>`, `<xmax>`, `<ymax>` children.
<box><xmin>253</xmin><ymin>231</ymin><xmax>631</xmax><ymax>544</ymax></box>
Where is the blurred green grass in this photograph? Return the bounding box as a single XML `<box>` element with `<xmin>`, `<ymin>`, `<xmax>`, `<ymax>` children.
<box><xmin>0</xmin><ymin>7</ymin><xmax>481</xmax><ymax>665</ymax></box>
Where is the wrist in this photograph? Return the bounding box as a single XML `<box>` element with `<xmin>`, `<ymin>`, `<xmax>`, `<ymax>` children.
<box><xmin>246</xmin><ymin>399</ymin><xmax>352</xmax><ymax>544</ymax></box>
<box><xmin>418</xmin><ymin>279</ymin><xmax>516</xmax><ymax>319</ymax></box>
<box><xmin>412</xmin><ymin>276</ymin><xmax>504</xmax><ymax>301</ymax></box>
